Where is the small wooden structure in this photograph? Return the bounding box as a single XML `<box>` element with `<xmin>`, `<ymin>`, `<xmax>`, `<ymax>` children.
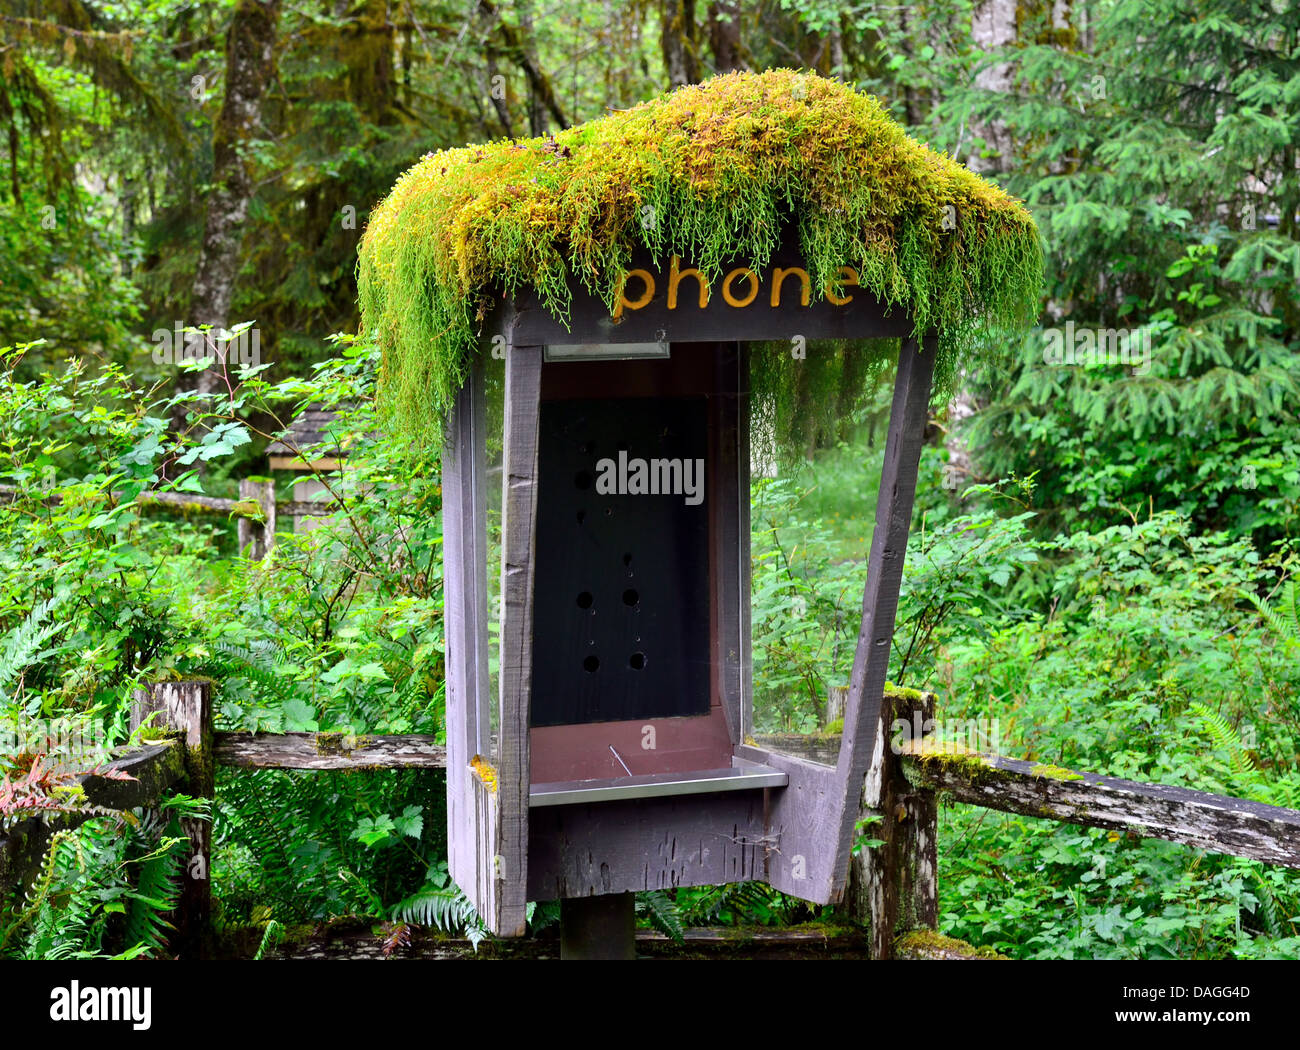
<box><xmin>267</xmin><ymin>407</ymin><xmax>347</xmax><ymax>533</ymax></box>
<box><xmin>356</xmin><ymin>70</ymin><xmax>1044</xmax><ymax>948</ymax></box>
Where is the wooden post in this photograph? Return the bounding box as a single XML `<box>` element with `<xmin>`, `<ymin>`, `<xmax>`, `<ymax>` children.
<box><xmin>237</xmin><ymin>478</ymin><xmax>276</xmax><ymax>559</ymax></box>
<box><xmin>849</xmin><ymin>686</ymin><xmax>938</xmax><ymax>959</ymax></box>
<box><xmin>442</xmin><ymin>358</ymin><xmax>495</xmax><ymax>921</ymax></box>
<box><xmin>560</xmin><ymin>894</ymin><xmax>636</xmax><ymax>960</ymax></box>
<box><xmin>131</xmin><ymin>681</ymin><xmax>213</xmax><ymax>958</ymax></box>
<box><xmin>824</xmin><ymin>685</ymin><xmax>847</xmax><ymax>728</ymax></box>
<box><xmin>493</xmin><ymin>342</ymin><xmax>542</xmax><ymax>936</ymax></box>
<box><xmin>826</xmin><ymin>334</ymin><xmax>936</xmax><ymax>900</ymax></box>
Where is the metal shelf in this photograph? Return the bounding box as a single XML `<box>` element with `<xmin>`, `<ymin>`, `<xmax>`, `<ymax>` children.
<box><xmin>529</xmin><ymin>757</ymin><xmax>787</xmax><ymax>808</ymax></box>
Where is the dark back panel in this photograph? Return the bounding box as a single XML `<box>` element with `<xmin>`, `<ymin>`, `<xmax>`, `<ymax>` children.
<box><xmin>531</xmin><ymin>397</ymin><xmax>711</xmax><ymax>727</ymax></box>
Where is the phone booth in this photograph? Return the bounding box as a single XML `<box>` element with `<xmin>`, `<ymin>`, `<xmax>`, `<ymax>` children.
<box><xmin>358</xmin><ymin>70</ymin><xmax>1041</xmax><ymax>950</ymax></box>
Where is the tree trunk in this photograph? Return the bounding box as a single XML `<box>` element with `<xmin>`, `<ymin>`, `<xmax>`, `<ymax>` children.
<box><xmin>705</xmin><ymin>1</ymin><xmax>743</xmax><ymax>73</ymax></box>
<box><xmin>661</xmin><ymin>0</ymin><xmax>699</xmax><ymax>88</ymax></box>
<box><xmin>189</xmin><ymin>0</ymin><xmax>282</xmax><ymax>399</ymax></box>
<box><xmin>968</xmin><ymin>0</ymin><xmax>1017</xmax><ymax>174</ymax></box>
<box><xmin>943</xmin><ymin>0</ymin><xmax>1019</xmax><ymax>497</ymax></box>
<box><xmin>515</xmin><ymin>0</ymin><xmax>547</xmax><ymax>135</ymax></box>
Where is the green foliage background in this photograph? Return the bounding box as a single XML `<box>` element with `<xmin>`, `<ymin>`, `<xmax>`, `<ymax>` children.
<box><xmin>1</xmin><ymin>0</ymin><xmax>1298</xmax><ymax>960</ymax></box>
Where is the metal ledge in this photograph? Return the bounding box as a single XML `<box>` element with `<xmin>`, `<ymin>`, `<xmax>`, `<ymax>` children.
<box><xmin>529</xmin><ymin>758</ymin><xmax>788</xmax><ymax>807</ymax></box>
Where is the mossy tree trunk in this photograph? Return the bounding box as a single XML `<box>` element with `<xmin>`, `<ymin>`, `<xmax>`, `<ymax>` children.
<box><xmin>190</xmin><ymin>0</ymin><xmax>282</xmax><ymax>400</ymax></box>
<box><xmin>706</xmin><ymin>1</ymin><xmax>744</xmax><ymax>72</ymax></box>
<box><xmin>661</xmin><ymin>0</ymin><xmax>700</xmax><ymax>87</ymax></box>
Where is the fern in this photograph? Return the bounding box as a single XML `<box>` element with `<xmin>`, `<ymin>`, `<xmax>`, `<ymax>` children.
<box><xmin>253</xmin><ymin>919</ymin><xmax>283</xmax><ymax>960</ymax></box>
<box><xmin>675</xmin><ymin>880</ymin><xmax>798</xmax><ymax>926</ymax></box>
<box><xmin>0</xmin><ymin>828</ymin><xmax>80</xmax><ymax>952</ymax></box>
<box><xmin>121</xmin><ymin>837</ymin><xmax>182</xmax><ymax>956</ymax></box>
<box><xmin>389</xmin><ymin>882</ymin><xmax>487</xmax><ymax>949</ymax></box>
<box><xmin>192</xmin><ymin>640</ymin><xmax>303</xmax><ymax>712</ymax></box>
<box><xmin>636</xmin><ymin>890</ymin><xmax>684</xmax><ymax>943</ymax></box>
<box><xmin>1250</xmin><ymin>579</ymin><xmax>1300</xmax><ymax>645</ymax></box>
<box><xmin>1190</xmin><ymin>701</ymin><xmax>1267</xmax><ymax>799</ymax></box>
<box><xmin>0</xmin><ymin>597</ymin><xmax>66</xmax><ymax>699</ymax></box>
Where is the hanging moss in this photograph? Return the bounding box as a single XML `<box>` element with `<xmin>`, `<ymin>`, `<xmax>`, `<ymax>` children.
<box><xmin>358</xmin><ymin>69</ymin><xmax>1043</xmax><ymax>448</ymax></box>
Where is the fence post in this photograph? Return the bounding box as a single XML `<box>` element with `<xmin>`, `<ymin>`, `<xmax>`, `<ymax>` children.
<box><xmin>824</xmin><ymin>684</ymin><xmax>847</xmax><ymax>728</ymax></box>
<box><xmin>237</xmin><ymin>478</ymin><xmax>276</xmax><ymax>559</ymax></box>
<box><xmin>847</xmin><ymin>687</ymin><xmax>938</xmax><ymax>958</ymax></box>
<box><xmin>131</xmin><ymin>681</ymin><xmax>213</xmax><ymax>958</ymax></box>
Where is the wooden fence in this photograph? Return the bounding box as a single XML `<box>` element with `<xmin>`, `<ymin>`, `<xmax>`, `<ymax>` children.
<box><xmin>4</xmin><ymin>681</ymin><xmax>1299</xmax><ymax>959</ymax></box>
<box><xmin>0</xmin><ymin>480</ymin><xmax>323</xmax><ymax>559</ymax></box>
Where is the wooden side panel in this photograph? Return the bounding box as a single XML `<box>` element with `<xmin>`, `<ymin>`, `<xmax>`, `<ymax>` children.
<box><xmin>493</xmin><ymin>343</ymin><xmax>543</xmax><ymax>935</ymax></box>
<box><xmin>737</xmin><ymin>744</ymin><xmax>841</xmax><ymax>896</ymax></box>
<box><xmin>441</xmin><ymin>359</ymin><xmax>497</xmax><ymax>923</ymax></box>
<box><xmin>760</xmin><ymin>336</ymin><xmax>936</xmax><ymax>903</ymax></box>
<box><xmin>527</xmin><ymin>793</ymin><xmax>768</xmax><ymax>899</ymax></box>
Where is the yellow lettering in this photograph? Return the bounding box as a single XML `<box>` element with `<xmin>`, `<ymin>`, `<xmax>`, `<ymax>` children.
<box><xmin>667</xmin><ymin>255</ymin><xmax>710</xmax><ymax>310</ymax></box>
<box><xmin>771</xmin><ymin>266</ymin><xmax>811</xmax><ymax>307</ymax></box>
<box><xmin>825</xmin><ymin>266</ymin><xmax>859</xmax><ymax>306</ymax></box>
<box><xmin>613</xmin><ymin>268</ymin><xmax>655</xmax><ymax>319</ymax></box>
<box><xmin>721</xmin><ymin>267</ymin><xmax>759</xmax><ymax>308</ymax></box>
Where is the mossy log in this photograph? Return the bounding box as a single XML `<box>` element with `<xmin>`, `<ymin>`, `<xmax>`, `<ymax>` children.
<box><xmin>895</xmin><ymin>929</ymin><xmax>1007</xmax><ymax>960</ymax></box>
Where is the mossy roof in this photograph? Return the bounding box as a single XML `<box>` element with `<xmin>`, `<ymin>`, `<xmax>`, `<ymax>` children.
<box><xmin>358</xmin><ymin>69</ymin><xmax>1043</xmax><ymax>445</ymax></box>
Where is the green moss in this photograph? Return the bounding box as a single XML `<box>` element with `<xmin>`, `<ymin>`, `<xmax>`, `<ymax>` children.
<box><xmin>900</xmin><ymin>744</ymin><xmax>998</xmax><ymax>790</ymax></box>
<box><xmin>1028</xmin><ymin>762</ymin><xmax>1084</xmax><ymax>782</ymax></box>
<box><xmin>883</xmin><ymin>682</ymin><xmax>927</xmax><ymax>702</ymax></box>
<box><xmin>358</xmin><ymin>69</ymin><xmax>1043</xmax><ymax>448</ymax></box>
<box><xmin>313</xmin><ymin>732</ymin><xmax>373</xmax><ymax>756</ymax></box>
<box><xmin>896</xmin><ymin>928</ymin><xmax>1007</xmax><ymax>960</ymax></box>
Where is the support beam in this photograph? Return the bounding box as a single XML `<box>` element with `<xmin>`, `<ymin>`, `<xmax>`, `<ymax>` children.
<box><xmin>493</xmin><ymin>342</ymin><xmax>543</xmax><ymax>936</ymax></box>
<box><xmin>827</xmin><ymin>335</ymin><xmax>936</xmax><ymax>902</ymax></box>
<box><xmin>560</xmin><ymin>893</ymin><xmax>636</xmax><ymax>960</ymax></box>
<box><xmin>759</xmin><ymin>335</ymin><xmax>936</xmax><ymax>904</ymax></box>
<box><xmin>442</xmin><ymin>356</ymin><xmax>494</xmax><ymax>924</ymax></box>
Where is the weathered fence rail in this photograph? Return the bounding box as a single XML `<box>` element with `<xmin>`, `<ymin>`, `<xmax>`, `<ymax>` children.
<box><xmin>0</xmin><ymin>481</ymin><xmax>332</xmax><ymax>558</ymax></box>
<box><xmin>6</xmin><ymin>679</ymin><xmax>1300</xmax><ymax>959</ymax></box>
<box><xmin>901</xmin><ymin>745</ymin><xmax>1300</xmax><ymax>870</ymax></box>
<box><xmin>214</xmin><ymin>732</ymin><xmax>446</xmax><ymax>770</ymax></box>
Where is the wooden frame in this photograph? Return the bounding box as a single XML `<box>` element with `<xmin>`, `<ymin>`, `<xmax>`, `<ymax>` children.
<box><xmin>444</xmin><ymin>249</ymin><xmax>938</xmax><ymax>931</ymax></box>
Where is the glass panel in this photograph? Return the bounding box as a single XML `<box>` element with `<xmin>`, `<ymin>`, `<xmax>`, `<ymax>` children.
<box><xmin>747</xmin><ymin>339</ymin><xmax>898</xmax><ymax>764</ymax></box>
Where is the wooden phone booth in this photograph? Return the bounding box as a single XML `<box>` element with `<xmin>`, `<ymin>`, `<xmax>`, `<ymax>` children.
<box><xmin>357</xmin><ymin>70</ymin><xmax>1041</xmax><ymax>953</ymax></box>
<box><xmin>440</xmin><ymin>241</ymin><xmax>936</xmax><ymax>941</ymax></box>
